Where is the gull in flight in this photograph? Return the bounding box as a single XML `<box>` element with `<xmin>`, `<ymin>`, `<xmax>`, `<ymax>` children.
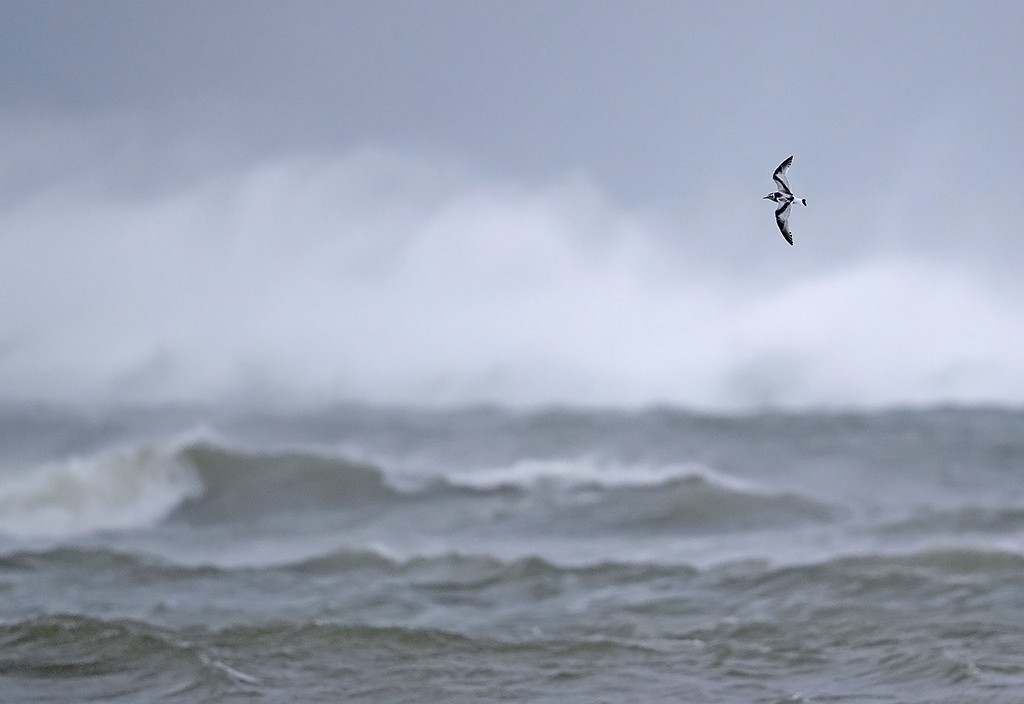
<box><xmin>763</xmin><ymin>155</ymin><xmax>807</xmax><ymax>245</ymax></box>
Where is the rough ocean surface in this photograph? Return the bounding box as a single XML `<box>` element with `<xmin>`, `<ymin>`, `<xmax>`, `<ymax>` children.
<box><xmin>2</xmin><ymin>403</ymin><xmax>1024</xmax><ymax>703</ymax></box>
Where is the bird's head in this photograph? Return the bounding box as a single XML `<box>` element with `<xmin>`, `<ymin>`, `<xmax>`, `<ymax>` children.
<box><xmin>763</xmin><ymin>192</ymin><xmax>776</xmax><ymax>201</ymax></box>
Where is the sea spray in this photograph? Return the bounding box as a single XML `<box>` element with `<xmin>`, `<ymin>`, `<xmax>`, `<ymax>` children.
<box><xmin>2</xmin><ymin>149</ymin><xmax>1023</xmax><ymax>410</ymax></box>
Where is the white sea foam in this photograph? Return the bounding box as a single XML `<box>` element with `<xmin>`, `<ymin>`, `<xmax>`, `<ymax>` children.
<box><xmin>0</xmin><ymin>444</ymin><xmax>203</xmax><ymax>539</ymax></box>
<box><xmin>442</xmin><ymin>457</ymin><xmax>759</xmax><ymax>493</ymax></box>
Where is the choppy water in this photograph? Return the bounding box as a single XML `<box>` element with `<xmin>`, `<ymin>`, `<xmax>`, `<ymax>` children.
<box><xmin>2</xmin><ymin>403</ymin><xmax>1024</xmax><ymax>702</ymax></box>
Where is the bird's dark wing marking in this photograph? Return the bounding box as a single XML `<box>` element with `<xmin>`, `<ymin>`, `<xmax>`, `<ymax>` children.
<box><xmin>775</xmin><ymin>201</ymin><xmax>794</xmax><ymax>245</ymax></box>
<box><xmin>772</xmin><ymin>155</ymin><xmax>794</xmax><ymax>195</ymax></box>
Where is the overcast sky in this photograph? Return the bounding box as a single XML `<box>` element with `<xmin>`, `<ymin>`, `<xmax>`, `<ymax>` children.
<box><xmin>2</xmin><ymin>1</ymin><xmax>1023</xmax><ymax>408</ymax></box>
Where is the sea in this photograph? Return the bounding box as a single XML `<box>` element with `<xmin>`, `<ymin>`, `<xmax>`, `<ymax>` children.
<box><xmin>2</xmin><ymin>402</ymin><xmax>1024</xmax><ymax>703</ymax></box>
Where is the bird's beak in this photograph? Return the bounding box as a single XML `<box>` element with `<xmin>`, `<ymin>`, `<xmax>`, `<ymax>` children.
<box><xmin>762</xmin><ymin>195</ymin><xmax>770</xmax><ymax>199</ymax></box>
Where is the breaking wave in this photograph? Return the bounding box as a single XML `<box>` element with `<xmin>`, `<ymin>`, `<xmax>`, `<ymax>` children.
<box><xmin>0</xmin><ymin>436</ymin><xmax>835</xmax><ymax>541</ymax></box>
<box><xmin>0</xmin><ymin>442</ymin><xmax>202</xmax><ymax>539</ymax></box>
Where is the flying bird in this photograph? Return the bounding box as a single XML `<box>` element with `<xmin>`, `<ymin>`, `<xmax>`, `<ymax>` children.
<box><xmin>763</xmin><ymin>155</ymin><xmax>807</xmax><ymax>245</ymax></box>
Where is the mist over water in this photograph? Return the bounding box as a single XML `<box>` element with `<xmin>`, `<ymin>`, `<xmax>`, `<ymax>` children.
<box><xmin>3</xmin><ymin>138</ymin><xmax>1023</xmax><ymax>411</ymax></box>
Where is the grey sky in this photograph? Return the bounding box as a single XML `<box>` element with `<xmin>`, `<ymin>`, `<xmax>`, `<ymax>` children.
<box><xmin>4</xmin><ymin>2</ymin><xmax>1021</xmax><ymax>200</ymax></box>
<box><xmin>2</xmin><ymin>2</ymin><xmax>1023</xmax><ymax>407</ymax></box>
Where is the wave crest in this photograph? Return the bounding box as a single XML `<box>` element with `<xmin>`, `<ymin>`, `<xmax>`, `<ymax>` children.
<box><xmin>176</xmin><ymin>443</ymin><xmax>395</xmax><ymax>520</ymax></box>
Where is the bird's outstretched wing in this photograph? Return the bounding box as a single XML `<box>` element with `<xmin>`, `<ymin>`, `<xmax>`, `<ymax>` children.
<box><xmin>772</xmin><ymin>155</ymin><xmax>794</xmax><ymax>196</ymax></box>
<box><xmin>775</xmin><ymin>201</ymin><xmax>794</xmax><ymax>245</ymax></box>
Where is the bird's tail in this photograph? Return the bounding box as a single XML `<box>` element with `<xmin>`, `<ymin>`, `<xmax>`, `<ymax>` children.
<box><xmin>799</xmin><ymin>198</ymin><xmax>807</xmax><ymax>206</ymax></box>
